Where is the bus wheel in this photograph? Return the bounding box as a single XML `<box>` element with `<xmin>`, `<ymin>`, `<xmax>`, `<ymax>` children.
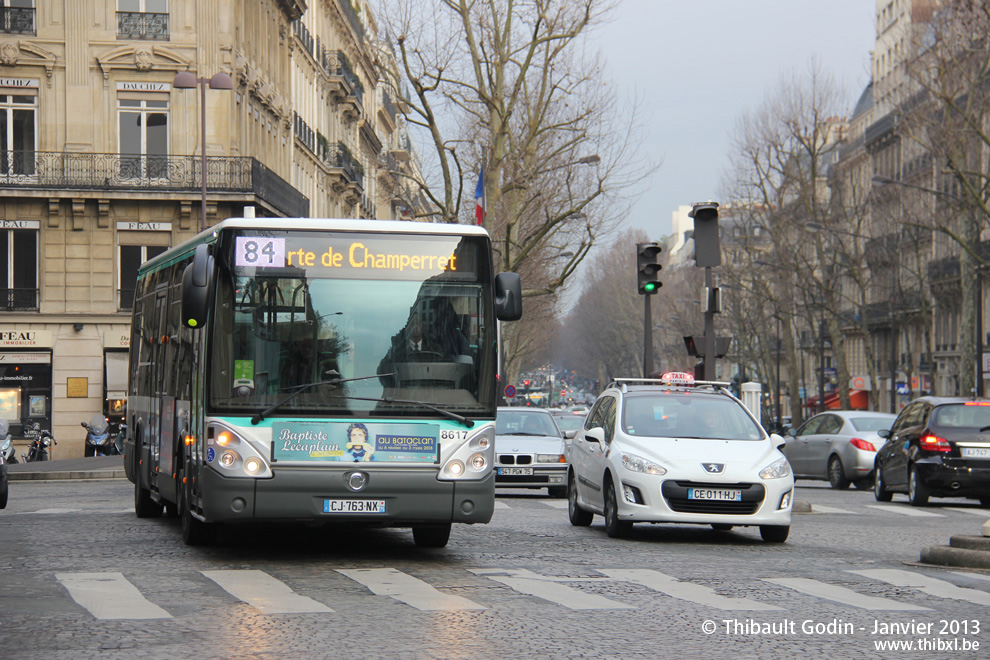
<box><xmin>412</xmin><ymin>523</ymin><xmax>451</xmax><ymax>548</ymax></box>
<box><xmin>179</xmin><ymin>471</ymin><xmax>215</xmax><ymax>546</ymax></box>
<box><xmin>134</xmin><ymin>479</ymin><xmax>163</xmax><ymax>518</ymax></box>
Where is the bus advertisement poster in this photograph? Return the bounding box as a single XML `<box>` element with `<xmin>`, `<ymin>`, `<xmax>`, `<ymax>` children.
<box><xmin>270</xmin><ymin>421</ymin><xmax>439</xmax><ymax>463</ymax></box>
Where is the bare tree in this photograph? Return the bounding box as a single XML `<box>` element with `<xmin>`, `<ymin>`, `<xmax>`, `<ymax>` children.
<box><xmin>378</xmin><ymin>1</ymin><xmax>656</xmax><ymax>382</ymax></box>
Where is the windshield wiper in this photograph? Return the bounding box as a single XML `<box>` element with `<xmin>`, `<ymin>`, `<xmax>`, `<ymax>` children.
<box><xmin>322</xmin><ymin>393</ymin><xmax>474</xmax><ymax>428</ymax></box>
<box><xmin>251</xmin><ymin>370</ymin><xmax>389</xmax><ymax>425</ymax></box>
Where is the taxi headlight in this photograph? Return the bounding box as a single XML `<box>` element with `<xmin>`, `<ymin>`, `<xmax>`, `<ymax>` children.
<box><xmin>760</xmin><ymin>457</ymin><xmax>792</xmax><ymax>480</ymax></box>
<box><xmin>537</xmin><ymin>453</ymin><xmax>566</xmax><ymax>464</ymax></box>
<box><xmin>621</xmin><ymin>453</ymin><xmax>667</xmax><ymax>475</ymax></box>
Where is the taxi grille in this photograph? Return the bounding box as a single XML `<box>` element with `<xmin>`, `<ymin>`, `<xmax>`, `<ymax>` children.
<box><xmin>661</xmin><ymin>481</ymin><xmax>765</xmax><ymax>515</ymax></box>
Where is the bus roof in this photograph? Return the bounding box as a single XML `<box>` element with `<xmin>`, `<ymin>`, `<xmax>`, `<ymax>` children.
<box><xmin>137</xmin><ymin>218</ymin><xmax>492</xmax><ymax>278</ymax></box>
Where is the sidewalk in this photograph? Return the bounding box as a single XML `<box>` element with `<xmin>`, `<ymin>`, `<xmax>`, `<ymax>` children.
<box><xmin>7</xmin><ymin>455</ymin><xmax>125</xmax><ymax>481</ymax></box>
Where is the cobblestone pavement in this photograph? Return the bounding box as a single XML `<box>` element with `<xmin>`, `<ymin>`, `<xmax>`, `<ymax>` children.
<box><xmin>1</xmin><ymin>479</ymin><xmax>989</xmax><ymax>659</ymax></box>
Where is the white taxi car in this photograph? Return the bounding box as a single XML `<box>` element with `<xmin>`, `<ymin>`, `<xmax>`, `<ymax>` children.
<box><xmin>565</xmin><ymin>373</ymin><xmax>793</xmax><ymax>542</ymax></box>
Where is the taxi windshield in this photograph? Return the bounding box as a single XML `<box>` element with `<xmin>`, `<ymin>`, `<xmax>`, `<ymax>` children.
<box><xmin>621</xmin><ymin>393</ymin><xmax>763</xmax><ymax>440</ymax></box>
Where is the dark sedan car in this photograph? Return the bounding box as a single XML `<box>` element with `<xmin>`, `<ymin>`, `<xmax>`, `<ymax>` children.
<box><xmin>874</xmin><ymin>396</ymin><xmax>990</xmax><ymax>506</ymax></box>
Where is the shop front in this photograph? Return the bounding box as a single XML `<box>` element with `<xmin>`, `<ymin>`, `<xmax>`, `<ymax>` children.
<box><xmin>0</xmin><ymin>330</ymin><xmax>53</xmax><ymax>439</ymax></box>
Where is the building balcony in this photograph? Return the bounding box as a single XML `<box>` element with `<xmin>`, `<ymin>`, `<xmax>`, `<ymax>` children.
<box><xmin>0</xmin><ymin>288</ymin><xmax>38</xmax><ymax>311</ymax></box>
<box><xmin>359</xmin><ymin>194</ymin><xmax>375</xmax><ymax>219</ymax></box>
<box><xmin>116</xmin><ymin>11</ymin><xmax>169</xmax><ymax>41</ymax></box>
<box><xmin>0</xmin><ymin>7</ymin><xmax>35</xmax><ymax>35</ymax></box>
<box><xmin>325</xmin><ymin>142</ymin><xmax>363</xmax><ymax>198</ymax></box>
<box><xmin>322</xmin><ymin>50</ymin><xmax>364</xmax><ymax>105</ymax></box>
<box><xmin>0</xmin><ymin>151</ymin><xmax>308</xmax><ymax>218</ymax></box>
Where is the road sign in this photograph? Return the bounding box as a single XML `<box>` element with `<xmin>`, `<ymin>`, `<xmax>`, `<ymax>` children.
<box><xmin>504</xmin><ymin>385</ymin><xmax>516</xmax><ymax>398</ymax></box>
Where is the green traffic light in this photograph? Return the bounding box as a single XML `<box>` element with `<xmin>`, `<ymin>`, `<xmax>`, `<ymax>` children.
<box><xmin>644</xmin><ymin>282</ymin><xmax>656</xmax><ymax>292</ymax></box>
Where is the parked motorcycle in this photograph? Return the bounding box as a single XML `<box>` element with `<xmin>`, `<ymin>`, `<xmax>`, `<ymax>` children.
<box><xmin>0</xmin><ymin>418</ymin><xmax>15</xmax><ymax>465</ymax></box>
<box><xmin>21</xmin><ymin>422</ymin><xmax>55</xmax><ymax>462</ymax></box>
<box><xmin>82</xmin><ymin>414</ymin><xmax>118</xmax><ymax>457</ymax></box>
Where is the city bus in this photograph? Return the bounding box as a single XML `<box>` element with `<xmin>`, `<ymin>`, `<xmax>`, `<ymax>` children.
<box><xmin>123</xmin><ymin>218</ymin><xmax>521</xmax><ymax>547</ymax></box>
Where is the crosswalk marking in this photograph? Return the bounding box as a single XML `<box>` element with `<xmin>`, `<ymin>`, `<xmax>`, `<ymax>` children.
<box><xmin>468</xmin><ymin>568</ymin><xmax>634</xmax><ymax>610</ymax></box>
<box><xmin>599</xmin><ymin>569</ymin><xmax>781</xmax><ymax>611</ymax></box>
<box><xmin>493</xmin><ymin>501</ymin><xmax>510</xmax><ymax>510</ymax></box>
<box><xmin>864</xmin><ymin>504</ymin><xmax>944</xmax><ymax>517</ymax></box>
<box><xmin>849</xmin><ymin>569</ymin><xmax>990</xmax><ymax>607</ymax></box>
<box><xmin>17</xmin><ymin>507</ymin><xmax>134</xmax><ymax>516</ymax></box>
<box><xmin>764</xmin><ymin>577</ymin><xmax>930</xmax><ymax>611</ymax></box>
<box><xmin>810</xmin><ymin>504</ymin><xmax>859</xmax><ymax>515</ymax></box>
<box><xmin>56</xmin><ymin>572</ymin><xmax>172</xmax><ymax>620</ymax></box>
<box><xmin>541</xmin><ymin>500</ymin><xmax>569</xmax><ymax>509</ymax></box>
<box><xmin>338</xmin><ymin>568</ymin><xmax>486</xmax><ymax>611</ymax></box>
<box><xmin>22</xmin><ymin>508</ymin><xmax>80</xmax><ymax>514</ymax></box>
<box><xmin>202</xmin><ymin>570</ymin><xmax>333</xmax><ymax>614</ymax></box>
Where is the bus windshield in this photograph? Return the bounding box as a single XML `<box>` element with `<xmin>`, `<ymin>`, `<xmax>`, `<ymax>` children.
<box><xmin>209</xmin><ymin>230</ymin><xmax>495</xmax><ymax>418</ymax></box>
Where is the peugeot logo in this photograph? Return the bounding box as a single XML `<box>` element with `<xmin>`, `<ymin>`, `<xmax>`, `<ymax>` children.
<box><xmin>702</xmin><ymin>463</ymin><xmax>724</xmax><ymax>474</ymax></box>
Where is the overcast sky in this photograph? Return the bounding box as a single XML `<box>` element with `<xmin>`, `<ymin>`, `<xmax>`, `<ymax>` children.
<box><xmin>599</xmin><ymin>0</ymin><xmax>876</xmax><ymax>239</ymax></box>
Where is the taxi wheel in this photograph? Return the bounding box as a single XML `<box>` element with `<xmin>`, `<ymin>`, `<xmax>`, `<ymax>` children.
<box><xmin>874</xmin><ymin>464</ymin><xmax>893</xmax><ymax>502</ymax></box>
<box><xmin>760</xmin><ymin>525</ymin><xmax>789</xmax><ymax>543</ymax></box>
<box><xmin>907</xmin><ymin>466</ymin><xmax>930</xmax><ymax>507</ymax></box>
<box><xmin>827</xmin><ymin>456</ymin><xmax>849</xmax><ymax>490</ymax></box>
<box><xmin>567</xmin><ymin>473</ymin><xmax>593</xmax><ymax>527</ymax></box>
<box><xmin>603</xmin><ymin>480</ymin><xmax>632</xmax><ymax>539</ymax></box>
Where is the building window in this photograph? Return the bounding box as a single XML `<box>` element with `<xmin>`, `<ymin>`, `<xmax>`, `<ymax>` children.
<box><xmin>117</xmin><ymin>0</ymin><xmax>168</xmax><ymax>41</ymax></box>
<box><xmin>0</xmin><ymin>1</ymin><xmax>34</xmax><ymax>35</ymax></box>
<box><xmin>0</xmin><ymin>93</ymin><xmax>35</xmax><ymax>177</ymax></box>
<box><xmin>118</xmin><ymin>98</ymin><xmax>168</xmax><ymax>179</ymax></box>
<box><xmin>0</xmin><ymin>228</ymin><xmax>37</xmax><ymax>310</ymax></box>
<box><xmin>118</xmin><ymin>245</ymin><xmax>167</xmax><ymax>310</ymax></box>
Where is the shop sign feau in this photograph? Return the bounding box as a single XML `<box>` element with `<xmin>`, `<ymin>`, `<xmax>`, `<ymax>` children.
<box><xmin>116</xmin><ymin>221</ymin><xmax>172</xmax><ymax>232</ymax></box>
<box><xmin>0</xmin><ymin>220</ymin><xmax>39</xmax><ymax>229</ymax></box>
<box><xmin>0</xmin><ymin>330</ymin><xmax>53</xmax><ymax>347</ymax></box>
<box><xmin>103</xmin><ymin>331</ymin><xmax>130</xmax><ymax>348</ymax></box>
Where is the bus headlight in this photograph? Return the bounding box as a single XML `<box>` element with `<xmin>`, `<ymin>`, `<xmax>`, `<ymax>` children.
<box><xmin>207</xmin><ymin>424</ymin><xmax>272</xmax><ymax>479</ymax></box>
<box><xmin>439</xmin><ymin>426</ymin><xmax>495</xmax><ymax>481</ymax></box>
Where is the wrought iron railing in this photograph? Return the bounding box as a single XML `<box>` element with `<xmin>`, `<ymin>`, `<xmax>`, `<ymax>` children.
<box><xmin>381</xmin><ymin>90</ymin><xmax>397</xmax><ymax>123</ymax></box>
<box><xmin>332</xmin><ymin>142</ymin><xmax>364</xmax><ymax>186</ymax></box>
<box><xmin>339</xmin><ymin>0</ymin><xmax>365</xmax><ymax>42</ymax></box>
<box><xmin>117</xmin><ymin>11</ymin><xmax>169</xmax><ymax>41</ymax></box>
<box><xmin>0</xmin><ymin>152</ymin><xmax>308</xmax><ymax>218</ymax></box>
<box><xmin>0</xmin><ymin>288</ymin><xmax>38</xmax><ymax>311</ymax></box>
<box><xmin>322</xmin><ymin>50</ymin><xmax>364</xmax><ymax>103</ymax></box>
<box><xmin>0</xmin><ymin>7</ymin><xmax>35</xmax><ymax>35</ymax></box>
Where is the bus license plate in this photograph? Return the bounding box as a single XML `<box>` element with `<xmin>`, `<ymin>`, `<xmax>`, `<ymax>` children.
<box><xmin>323</xmin><ymin>499</ymin><xmax>386</xmax><ymax>514</ymax></box>
<box><xmin>962</xmin><ymin>447</ymin><xmax>990</xmax><ymax>458</ymax></box>
<box><xmin>687</xmin><ymin>488</ymin><xmax>742</xmax><ymax>502</ymax></box>
<box><xmin>498</xmin><ymin>467</ymin><xmax>533</xmax><ymax>476</ymax></box>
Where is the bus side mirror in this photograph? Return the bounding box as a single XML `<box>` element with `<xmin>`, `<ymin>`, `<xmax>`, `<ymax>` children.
<box><xmin>182</xmin><ymin>244</ymin><xmax>215</xmax><ymax>330</ymax></box>
<box><xmin>494</xmin><ymin>272</ymin><xmax>522</xmax><ymax>321</ymax></box>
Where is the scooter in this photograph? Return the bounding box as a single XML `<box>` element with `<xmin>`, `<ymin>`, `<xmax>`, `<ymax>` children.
<box><xmin>0</xmin><ymin>418</ymin><xmax>9</xmax><ymax>508</ymax></box>
<box><xmin>0</xmin><ymin>418</ymin><xmax>16</xmax><ymax>465</ymax></box>
<box><xmin>82</xmin><ymin>414</ymin><xmax>117</xmax><ymax>457</ymax></box>
<box><xmin>21</xmin><ymin>422</ymin><xmax>55</xmax><ymax>462</ymax></box>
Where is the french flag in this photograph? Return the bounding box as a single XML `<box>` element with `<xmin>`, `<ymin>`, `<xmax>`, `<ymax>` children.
<box><xmin>474</xmin><ymin>168</ymin><xmax>484</xmax><ymax>225</ymax></box>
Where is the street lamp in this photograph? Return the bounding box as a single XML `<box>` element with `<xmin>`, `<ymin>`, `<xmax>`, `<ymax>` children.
<box><xmin>173</xmin><ymin>70</ymin><xmax>234</xmax><ymax>232</ymax></box>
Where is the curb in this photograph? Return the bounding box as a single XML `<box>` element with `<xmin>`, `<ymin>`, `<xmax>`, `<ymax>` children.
<box><xmin>920</xmin><ymin>545</ymin><xmax>990</xmax><ymax>570</ymax></box>
<box><xmin>9</xmin><ymin>470</ymin><xmax>127</xmax><ymax>481</ymax></box>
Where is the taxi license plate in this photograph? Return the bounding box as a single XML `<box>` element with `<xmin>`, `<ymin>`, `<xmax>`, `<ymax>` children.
<box><xmin>323</xmin><ymin>499</ymin><xmax>386</xmax><ymax>514</ymax></box>
<box><xmin>687</xmin><ymin>488</ymin><xmax>742</xmax><ymax>501</ymax></box>
<box><xmin>962</xmin><ymin>447</ymin><xmax>990</xmax><ymax>458</ymax></box>
<box><xmin>498</xmin><ymin>467</ymin><xmax>533</xmax><ymax>476</ymax></box>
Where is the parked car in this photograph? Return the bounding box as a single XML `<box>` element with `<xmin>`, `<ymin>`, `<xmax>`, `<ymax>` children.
<box><xmin>495</xmin><ymin>407</ymin><xmax>568</xmax><ymax>497</ymax></box>
<box><xmin>551</xmin><ymin>409</ymin><xmax>587</xmax><ymax>438</ymax></box>
<box><xmin>565</xmin><ymin>372</ymin><xmax>793</xmax><ymax>542</ymax></box>
<box><xmin>874</xmin><ymin>396</ymin><xmax>990</xmax><ymax>506</ymax></box>
<box><xmin>783</xmin><ymin>411</ymin><xmax>896</xmax><ymax>490</ymax></box>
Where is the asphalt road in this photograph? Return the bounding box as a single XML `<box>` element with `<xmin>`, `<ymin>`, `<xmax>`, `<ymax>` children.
<box><xmin>1</xmin><ymin>477</ymin><xmax>989</xmax><ymax>659</ymax></box>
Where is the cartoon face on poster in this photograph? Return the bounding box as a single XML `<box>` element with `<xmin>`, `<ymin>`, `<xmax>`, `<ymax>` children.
<box><xmin>272</xmin><ymin>421</ymin><xmax>439</xmax><ymax>463</ymax></box>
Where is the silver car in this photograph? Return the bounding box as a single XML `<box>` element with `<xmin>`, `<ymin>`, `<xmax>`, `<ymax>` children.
<box><xmin>495</xmin><ymin>407</ymin><xmax>568</xmax><ymax>497</ymax></box>
<box><xmin>783</xmin><ymin>410</ymin><xmax>896</xmax><ymax>489</ymax></box>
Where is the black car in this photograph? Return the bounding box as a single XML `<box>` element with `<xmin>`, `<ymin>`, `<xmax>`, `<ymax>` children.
<box><xmin>874</xmin><ymin>396</ymin><xmax>990</xmax><ymax>506</ymax></box>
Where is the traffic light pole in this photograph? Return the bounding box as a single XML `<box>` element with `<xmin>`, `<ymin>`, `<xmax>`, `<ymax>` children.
<box><xmin>643</xmin><ymin>294</ymin><xmax>653</xmax><ymax>377</ymax></box>
<box><xmin>704</xmin><ymin>266</ymin><xmax>715</xmax><ymax>381</ymax></box>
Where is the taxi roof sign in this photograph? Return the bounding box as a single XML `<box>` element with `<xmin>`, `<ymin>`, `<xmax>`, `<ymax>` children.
<box><xmin>659</xmin><ymin>371</ymin><xmax>695</xmax><ymax>386</ymax></box>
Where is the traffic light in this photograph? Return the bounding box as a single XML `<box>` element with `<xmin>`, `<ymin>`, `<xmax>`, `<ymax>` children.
<box><xmin>636</xmin><ymin>242</ymin><xmax>663</xmax><ymax>295</ymax></box>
